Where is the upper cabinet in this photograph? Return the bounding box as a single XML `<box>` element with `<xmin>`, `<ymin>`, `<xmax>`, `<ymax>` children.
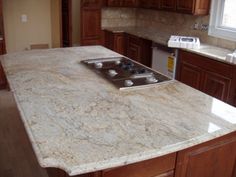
<box><xmin>176</xmin><ymin>0</ymin><xmax>211</xmax><ymax>15</ymax></box>
<box><xmin>160</xmin><ymin>0</ymin><xmax>210</xmax><ymax>15</ymax></box>
<box><xmin>106</xmin><ymin>0</ymin><xmax>210</xmax><ymax>15</ymax></box>
<box><xmin>139</xmin><ymin>0</ymin><xmax>160</xmax><ymax>9</ymax></box>
<box><xmin>107</xmin><ymin>0</ymin><xmax>139</xmax><ymax>7</ymax></box>
<box><xmin>81</xmin><ymin>0</ymin><xmax>103</xmax><ymax>8</ymax></box>
<box><xmin>160</xmin><ymin>0</ymin><xmax>176</xmax><ymax>11</ymax></box>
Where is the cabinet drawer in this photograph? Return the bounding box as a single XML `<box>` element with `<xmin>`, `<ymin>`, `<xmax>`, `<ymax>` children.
<box><xmin>102</xmin><ymin>153</ymin><xmax>176</xmax><ymax>177</ymax></box>
<box><xmin>179</xmin><ymin>50</ymin><xmax>234</xmax><ymax>78</ymax></box>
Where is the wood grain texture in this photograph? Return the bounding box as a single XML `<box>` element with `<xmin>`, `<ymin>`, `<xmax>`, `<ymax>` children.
<box><xmin>0</xmin><ymin>90</ymin><xmax>48</xmax><ymax>177</ymax></box>
<box><xmin>176</xmin><ymin>50</ymin><xmax>235</xmax><ymax>106</ymax></box>
<box><xmin>175</xmin><ymin>131</ymin><xmax>236</xmax><ymax>177</ymax></box>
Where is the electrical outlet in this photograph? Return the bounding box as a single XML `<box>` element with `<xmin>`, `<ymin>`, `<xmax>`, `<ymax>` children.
<box><xmin>21</xmin><ymin>15</ymin><xmax>28</xmax><ymax>23</ymax></box>
<box><xmin>200</xmin><ymin>24</ymin><xmax>209</xmax><ymax>31</ymax></box>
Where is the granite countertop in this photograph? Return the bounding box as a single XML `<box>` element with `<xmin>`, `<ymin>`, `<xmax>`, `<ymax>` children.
<box><xmin>103</xmin><ymin>27</ymin><xmax>235</xmax><ymax>65</ymax></box>
<box><xmin>1</xmin><ymin>46</ymin><xmax>236</xmax><ymax>176</ymax></box>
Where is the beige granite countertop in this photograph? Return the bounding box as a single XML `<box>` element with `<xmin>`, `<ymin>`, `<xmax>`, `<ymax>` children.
<box><xmin>1</xmin><ymin>46</ymin><xmax>236</xmax><ymax>176</ymax></box>
<box><xmin>104</xmin><ymin>27</ymin><xmax>235</xmax><ymax>65</ymax></box>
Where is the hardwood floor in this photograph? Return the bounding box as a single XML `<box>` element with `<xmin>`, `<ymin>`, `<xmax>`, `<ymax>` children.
<box><xmin>0</xmin><ymin>90</ymin><xmax>48</xmax><ymax>177</ymax></box>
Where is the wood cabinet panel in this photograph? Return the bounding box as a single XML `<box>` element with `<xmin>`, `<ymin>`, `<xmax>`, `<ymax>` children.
<box><xmin>107</xmin><ymin>0</ymin><xmax>121</xmax><ymax>7</ymax></box>
<box><xmin>194</xmin><ymin>0</ymin><xmax>211</xmax><ymax>15</ymax></box>
<box><xmin>126</xmin><ymin>34</ymin><xmax>142</xmax><ymax>62</ymax></box>
<box><xmin>177</xmin><ymin>50</ymin><xmax>235</xmax><ymax>105</ymax></box>
<box><xmin>104</xmin><ymin>30</ymin><xmax>125</xmax><ymax>55</ymax></box>
<box><xmin>113</xmin><ymin>33</ymin><xmax>125</xmax><ymax>55</ymax></box>
<box><xmin>123</xmin><ymin>0</ymin><xmax>138</xmax><ymax>7</ymax></box>
<box><xmin>0</xmin><ymin>61</ymin><xmax>6</xmax><ymax>89</ymax></box>
<box><xmin>82</xmin><ymin>0</ymin><xmax>102</xmax><ymax>8</ymax></box>
<box><xmin>175</xmin><ymin>132</ymin><xmax>236</xmax><ymax>177</ymax></box>
<box><xmin>177</xmin><ymin>62</ymin><xmax>202</xmax><ymax>90</ymax></box>
<box><xmin>139</xmin><ymin>0</ymin><xmax>160</xmax><ymax>10</ymax></box>
<box><xmin>176</xmin><ymin>0</ymin><xmax>193</xmax><ymax>14</ymax></box>
<box><xmin>81</xmin><ymin>8</ymin><xmax>101</xmax><ymax>45</ymax></box>
<box><xmin>202</xmin><ymin>71</ymin><xmax>231</xmax><ymax>102</ymax></box>
<box><xmin>160</xmin><ymin>0</ymin><xmax>176</xmax><ymax>11</ymax></box>
<box><xmin>103</xmin><ymin>153</ymin><xmax>176</xmax><ymax>177</ymax></box>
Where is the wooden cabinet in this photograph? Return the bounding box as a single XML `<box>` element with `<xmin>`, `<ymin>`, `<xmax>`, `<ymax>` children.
<box><xmin>139</xmin><ymin>0</ymin><xmax>160</xmax><ymax>9</ymax></box>
<box><xmin>81</xmin><ymin>0</ymin><xmax>102</xmax><ymax>46</ymax></box>
<box><xmin>104</xmin><ymin>30</ymin><xmax>125</xmax><ymax>55</ymax></box>
<box><xmin>102</xmin><ymin>153</ymin><xmax>176</xmax><ymax>177</ymax></box>
<box><xmin>81</xmin><ymin>0</ymin><xmax>102</xmax><ymax>8</ymax></box>
<box><xmin>107</xmin><ymin>0</ymin><xmax>138</xmax><ymax>7</ymax></box>
<box><xmin>105</xmin><ymin>0</ymin><xmax>211</xmax><ymax>15</ymax></box>
<box><xmin>176</xmin><ymin>0</ymin><xmax>210</xmax><ymax>15</ymax></box>
<box><xmin>177</xmin><ymin>62</ymin><xmax>202</xmax><ymax>91</ymax></box>
<box><xmin>175</xmin><ymin>132</ymin><xmax>236</xmax><ymax>177</ymax></box>
<box><xmin>104</xmin><ymin>31</ymin><xmax>152</xmax><ymax>67</ymax></box>
<box><xmin>160</xmin><ymin>0</ymin><xmax>176</xmax><ymax>11</ymax></box>
<box><xmin>159</xmin><ymin>0</ymin><xmax>210</xmax><ymax>14</ymax></box>
<box><xmin>126</xmin><ymin>34</ymin><xmax>152</xmax><ymax>67</ymax></box>
<box><xmin>176</xmin><ymin>50</ymin><xmax>234</xmax><ymax>105</ymax></box>
<box><xmin>202</xmin><ymin>71</ymin><xmax>231</xmax><ymax>101</ymax></box>
<box><xmin>0</xmin><ymin>61</ymin><xmax>6</xmax><ymax>89</ymax></box>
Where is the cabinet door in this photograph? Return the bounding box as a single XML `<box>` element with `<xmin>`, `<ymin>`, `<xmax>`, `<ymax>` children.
<box><xmin>107</xmin><ymin>0</ymin><xmax>122</xmax><ymax>6</ymax></box>
<box><xmin>194</xmin><ymin>0</ymin><xmax>210</xmax><ymax>15</ymax></box>
<box><xmin>139</xmin><ymin>0</ymin><xmax>150</xmax><ymax>8</ymax></box>
<box><xmin>126</xmin><ymin>35</ymin><xmax>142</xmax><ymax>62</ymax></box>
<box><xmin>0</xmin><ymin>62</ymin><xmax>6</xmax><ymax>89</ymax></box>
<box><xmin>201</xmin><ymin>71</ymin><xmax>231</xmax><ymax>102</ymax></box>
<box><xmin>113</xmin><ymin>33</ymin><xmax>125</xmax><ymax>55</ymax></box>
<box><xmin>176</xmin><ymin>0</ymin><xmax>194</xmax><ymax>14</ymax></box>
<box><xmin>123</xmin><ymin>0</ymin><xmax>138</xmax><ymax>7</ymax></box>
<box><xmin>81</xmin><ymin>8</ymin><xmax>101</xmax><ymax>45</ymax></box>
<box><xmin>160</xmin><ymin>0</ymin><xmax>176</xmax><ymax>11</ymax></box>
<box><xmin>140</xmin><ymin>0</ymin><xmax>160</xmax><ymax>9</ymax></box>
<box><xmin>175</xmin><ymin>132</ymin><xmax>236</xmax><ymax>177</ymax></box>
<box><xmin>177</xmin><ymin>62</ymin><xmax>202</xmax><ymax>90</ymax></box>
<box><xmin>82</xmin><ymin>0</ymin><xmax>102</xmax><ymax>8</ymax></box>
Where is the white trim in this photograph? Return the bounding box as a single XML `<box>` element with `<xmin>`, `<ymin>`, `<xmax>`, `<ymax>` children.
<box><xmin>209</xmin><ymin>0</ymin><xmax>236</xmax><ymax>41</ymax></box>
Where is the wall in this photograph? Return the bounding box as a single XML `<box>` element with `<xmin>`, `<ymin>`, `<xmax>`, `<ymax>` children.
<box><xmin>102</xmin><ymin>8</ymin><xmax>236</xmax><ymax>50</ymax></box>
<box><xmin>3</xmin><ymin>0</ymin><xmax>52</xmax><ymax>53</ymax></box>
<box><xmin>136</xmin><ymin>9</ymin><xmax>236</xmax><ymax>50</ymax></box>
<box><xmin>72</xmin><ymin>0</ymin><xmax>81</xmax><ymax>46</ymax></box>
<box><xmin>51</xmin><ymin>0</ymin><xmax>61</xmax><ymax>48</ymax></box>
<box><xmin>102</xmin><ymin>8</ymin><xmax>136</xmax><ymax>28</ymax></box>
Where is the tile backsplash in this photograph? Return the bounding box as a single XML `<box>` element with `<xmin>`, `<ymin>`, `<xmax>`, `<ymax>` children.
<box><xmin>102</xmin><ymin>8</ymin><xmax>136</xmax><ymax>28</ymax></box>
<box><xmin>102</xmin><ymin>8</ymin><xmax>236</xmax><ymax>50</ymax></box>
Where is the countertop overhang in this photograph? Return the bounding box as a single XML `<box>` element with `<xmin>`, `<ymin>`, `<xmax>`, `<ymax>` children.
<box><xmin>1</xmin><ymin>46</ymin><xmax>236</xmax><ymax>176</ymax></box>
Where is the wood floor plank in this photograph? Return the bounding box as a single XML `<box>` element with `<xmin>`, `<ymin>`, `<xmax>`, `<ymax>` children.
<box><xmin>0</xmin><ymin>90</ymin><xmax>48</xmax><ymax>177</ymax></box>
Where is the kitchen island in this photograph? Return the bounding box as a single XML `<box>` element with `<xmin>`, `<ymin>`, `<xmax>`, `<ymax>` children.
<box><xmin>1</xmin><ymin>46</ymin><xmax>236</xmax><ymax>177</ymax></box>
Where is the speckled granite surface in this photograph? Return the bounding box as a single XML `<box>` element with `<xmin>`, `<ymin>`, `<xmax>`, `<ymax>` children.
<box><xmin>1</xmin><ymin>46</ymin><xmax>236</xmax><ymax>176</ymax></box>
<box><xmin>104</xmin><ymin>27</ymin><xmax>235</xmax><ymax>65</ymax></box>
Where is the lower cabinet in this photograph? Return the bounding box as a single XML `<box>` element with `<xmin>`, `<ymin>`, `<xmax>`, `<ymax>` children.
<box><xmin>104</xmin><ymin>30</ymin><xmax>125</xmax><ymax>55</ymax></box>
<box><xmin>0</xmin><ymin>61</ymin><xmax>6</xmax><ymax>89</ymax></box>
<box><xmin>104</xmin><ymin>31</ymin><xmax>152</xmax><ymax>67</ymax></box>
<box><xmin>176</xmin><ymin>50</ymin><xmax>235</xmax><ymax>105</ymax></box>
<box><xmin>0</xmin><ymin>40</ymin><xmax>6</xmax><ymax>89</ymax></box>
<box><xmin>175</xmin><ymin>132</ymin><xmax>236</xmax><ymax>177</ymax></box>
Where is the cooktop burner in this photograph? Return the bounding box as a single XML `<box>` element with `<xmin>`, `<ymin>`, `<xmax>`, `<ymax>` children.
<box><xmin>81</xmin><ymin>57</ymin><xmax>171</xmax><ymax>90</ymax></box>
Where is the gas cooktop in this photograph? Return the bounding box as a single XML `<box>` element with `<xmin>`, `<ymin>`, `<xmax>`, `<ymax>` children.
<box><xmin>81</xmin><ymin>57</ymin><xmax>171</xmax><ymax>90</ymax></box>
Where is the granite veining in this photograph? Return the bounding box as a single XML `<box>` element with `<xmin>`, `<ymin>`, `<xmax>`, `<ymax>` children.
<box><xmin>1</xmin><ymin>46</ymin><xmax>236</xmax><ymax>176</ymax></box>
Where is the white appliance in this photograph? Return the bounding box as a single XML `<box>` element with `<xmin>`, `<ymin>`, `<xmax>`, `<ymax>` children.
<box><xmin>152</xmin><ymin>43</ymin><xmax>177</xmax><ymax>79</ymax></box>
<box><xmin>168</xmin><ymin>35</ymin><xmax>200</xmax><ymax>49</ymax></box>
